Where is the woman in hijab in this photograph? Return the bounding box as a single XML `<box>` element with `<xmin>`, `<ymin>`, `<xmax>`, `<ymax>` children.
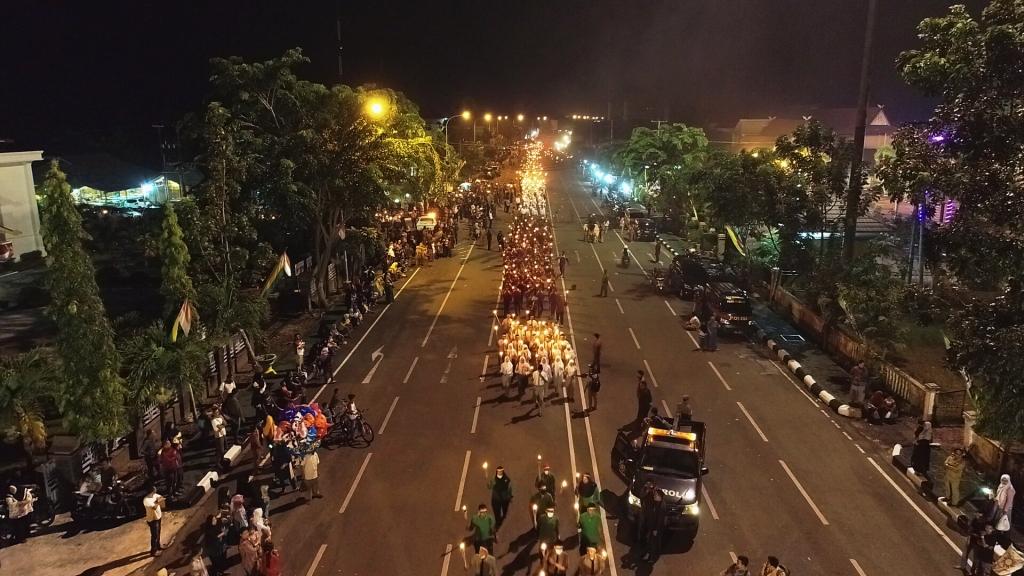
<box><xmin>992</xmin><ymin>474</ymin><xmax>1016</xmax><ymax>533</ymax></box>
<box><xmin>911</xmin><ymin>420</ymin><xmax>933</xmax><ymax>477</ymax></box>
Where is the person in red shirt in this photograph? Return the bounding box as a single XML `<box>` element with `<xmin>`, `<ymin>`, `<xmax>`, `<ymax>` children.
<box><xmin>158</xmin><ymin>441</ymin><xmax>183</xmax><ymax>496</ymax></box>
<box><xmin>261</xmin><ymin>540</ymin><xmax>282</xmax><ymax>576</ymax></box>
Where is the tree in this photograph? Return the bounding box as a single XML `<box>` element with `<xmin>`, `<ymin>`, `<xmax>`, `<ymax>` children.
<box><xmin>949</xmin><ymin>280</ymin><xmax>1024</xmax><ymax>442</ymax></box>
<box><xmin>120</xmin><ymin>322</ymin><xmax>207</xmax><ymax>433</ymax></box>
<box><xmin>615</xmin><ymin>124</ymin><xmax>708</xmax><ymax>225</ymax></box>
<box><xmin>836</xmin><ymin>238</ymin><xmax>908</xmax><ymax>366</ymax></box>
<box><xmin>38</xmin><ymin>161</ymin><xmax>127</xmax><ymax>440</ymax></box>
<box><xmin>159</xmin><ymin>202</ymin><xmax>196</xmax><ymax>318</ymax></box>
<box><xmin>0</xmin><ymin>350</ymin><xmax>59</xmax><ymax>470</ymax></box>
<box><xmin>896</xmin><ymin>0</ymin><xmax>1024</xmax><ymax>288</ymax></box>
<box><xmin>696</xmin><ymin>149</ymin><xmax>809</xmax><ymax>268</ymax></box>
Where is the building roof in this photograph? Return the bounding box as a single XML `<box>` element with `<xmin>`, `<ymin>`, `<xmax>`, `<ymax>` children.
<box><xmin>32</xmin><ymin>153</ymin><xmax>157</xmax><ymax>192</ymax></box>
<box><xmin>733</xmin><ymin>106</ymin><xmax>894</xmax><ymax>148</ymax></box>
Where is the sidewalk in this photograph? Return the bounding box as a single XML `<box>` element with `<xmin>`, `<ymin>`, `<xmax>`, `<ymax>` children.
<box><xmin>0</xmin><ymin>295</ymin><xmax>355</xmax><ymax>575</ymax></box>
<box><xmin>751</xmin><ymin>292</ymin><xmax>1022</xmax><ymax>542</ymax></box>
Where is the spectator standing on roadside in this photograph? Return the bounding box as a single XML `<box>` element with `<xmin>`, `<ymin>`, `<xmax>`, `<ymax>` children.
<box><xmin>849</xmin><ymin>361</ymin><xmax>867</xmax><ymax>405</ymax></box>
<box><xmin>302</xmin><ymin>450</ymin><xmax>322</xmax><ymax>500</ymax></box>
<box><xmin>941</xmin><ymin>448</ymin><xmax>966</xmax><ymax>506</ymax></box>
<box><xmin>5</xmin><ymin>485</ymin><xmax>32</xmax><ymax>543</ymax></box>
<box><xmin>911</xmin><ymin>420</ymin><xmax>933</xmax><ymax>477</ymax></box>
<box><xmin>211</xmin><ymin>407</ymin><xmax>227</xmax><ymax>462</ymax></box>
<box><xmin>142</xmin><ymin>483</ymin><xmax>166</xmax><ymax>557</ymax></box>
<box><xmin>261</xmin><ymin>540</ymin><xmax>282</xmax><ymax>576</ymax></box>
<box><xmin>674</xmin><ymin>396</ymin><xmax>693</xmax><ymax>430</ymax></box>
<box><xmin>239</xmin><ymin>528</ymin><xmax>261</xmax><ymax>576</ymax></box>
<box><xmin>142</xmin><ymin>429</ymin><xmax>160</xmax><ymax>480</ymax></box>
<box><xmin>158</xmin><ymin>440</ymin><xmax>183</xmax><ymax>496</ymax></box>
<box><xmin>295</xmin><ymin>334</ymin><xmax>305</xmax><ymax>370</ymax></box>
<box><xmin>558</xmin><ymin>251</ymin><xmax>569</xmax><ymax>276</ymax></box>
<box><xmin>705</xmin><ymin>316</ymin><xmax>719</xmax><ymax>351</ymax></box>
<box><xmin>203</xmin><ymin>513</ymin><xmax>228</xmax><ymax>576</ymax></box>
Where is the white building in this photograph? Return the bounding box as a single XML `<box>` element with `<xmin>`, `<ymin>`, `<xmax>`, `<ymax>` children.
<box><xmin>0</xmin><ymin>150</ymin><xmax>45</xmax><ymax>262</ymax></box>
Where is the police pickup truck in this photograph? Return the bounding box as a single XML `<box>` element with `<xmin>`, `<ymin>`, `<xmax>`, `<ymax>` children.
<box><xmin>611</xmin><ymin>420</ymin><xmax>709</xmax><ymax>539</ymax></box>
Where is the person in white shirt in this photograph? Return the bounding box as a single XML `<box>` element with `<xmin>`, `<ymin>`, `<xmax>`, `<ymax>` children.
<box><xmin>500</xmin><ymin>357</ymin><xmax>514</xmax><ymax>397</ymax></box>
<box><xmin>211</xmin><ymin>408</ymin><xmax>227</xmax><ymax>461</ymax></box>
<box><xmin>303</xmin><ymin>451</ymin><xmax>322</xmax><ymax>500</ymax></box>
<box><xmin>142</xmin><ymin>483</ymin><xmax>166</xmax><ymax>556</ymax></box>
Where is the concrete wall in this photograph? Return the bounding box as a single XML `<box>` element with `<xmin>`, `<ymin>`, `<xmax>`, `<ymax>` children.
<box><xmin>0</xmin><ymin>151</ymin><xmax>45</xmax><ymax>260</ymax></box>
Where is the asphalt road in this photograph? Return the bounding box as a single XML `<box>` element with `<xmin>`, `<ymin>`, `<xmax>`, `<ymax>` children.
<box><xmin>254</xmin><ymin>164</ymin><xmax>965</xmax><ymax>576</ymax></box>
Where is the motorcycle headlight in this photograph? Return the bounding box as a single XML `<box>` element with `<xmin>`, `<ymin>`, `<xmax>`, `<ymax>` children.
<box><xmin>627</xmin><ymin>491</ymin><xmax>641</xmax><ymax>507</ymax></box>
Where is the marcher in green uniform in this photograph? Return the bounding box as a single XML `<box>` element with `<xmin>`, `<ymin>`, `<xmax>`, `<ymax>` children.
<box><xmin>537</xmin><ymin>505</ymin><xmax>560</xmax><ymax>559</ymax></box>
<box><xmin>530</xmin><ymin>485</ymin><xmax>555</xmax><ymax>527</ymax></box>
<box><xmin>578</xmin><ymin>503</ymin><xmax>603</xmax><ymax>554</ymax></box>
<box><xmin>468</xmin><ymin>503</ymin><xmax>496</xmax><ymax>552</ymax></box>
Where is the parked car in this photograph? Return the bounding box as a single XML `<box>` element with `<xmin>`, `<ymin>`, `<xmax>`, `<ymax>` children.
<box><xmin>703</xmin><ymin>281</ymin><xmax>753</xmax><ymax>333</ymax></box>
<box><xmin>632</xmin><ymin>218</ymin><xmax>657</xmax><ymax>241</ymax></box>
<box><xmin>668</xmin><ymin>253</ymin><xmax>735</xmax><ymax>297</ymax></box>
<box><xmin>416</xmin><ymin>215</ymin><xmax>438</xmax><ymax>231</ymax></box>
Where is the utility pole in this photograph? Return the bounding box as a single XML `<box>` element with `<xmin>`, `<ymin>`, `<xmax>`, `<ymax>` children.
<box><xmin>335</xmin><ymin>2</ymin><xmax>344</xmax><ymax>80</ymax></box>
<box><xmin>842</xmin><ymin>0</ymin><xmax>879</xmax><ymax>263</ymax></box>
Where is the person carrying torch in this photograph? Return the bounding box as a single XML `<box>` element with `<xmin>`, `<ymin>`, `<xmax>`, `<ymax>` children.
<box><xmin>487</xmin><ymin>465</ymin><xmax>513</xmax><ymax>527</ymax></box>
<box><xmin>468</xmin><ymin>503</ymin><xmax>496</xmax><ymax>553</ymax></box>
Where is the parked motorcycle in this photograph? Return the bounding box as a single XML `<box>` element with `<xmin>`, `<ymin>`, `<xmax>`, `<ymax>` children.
<box><xmin>71</xmin><ymin>480</ymin><xmax>141</xmax><ymax>525</ymax></box>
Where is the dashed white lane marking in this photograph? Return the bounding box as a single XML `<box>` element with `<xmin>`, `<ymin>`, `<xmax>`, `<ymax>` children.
<box><xmin>589</xmin><ymin>243</ymin><xmax>605</xmax><ymax>271</ymax></box>
<box><xmin>842</xmin><ymin>431</ymin><xmax>853</xmax><ymax>440</ymax></box>
<box><xmin>643</xmin><ymin>359</ymin><xmax>659</xmax><ymax>388</ymax></box>
<box><xmin>737</xmin><ymin>401</ymin><xmax>769</xmax><ymax>442</ymax></box>
<box><xmin>701</xmin><ymin>484</ymin><xmax>720</xmax><ymax>520</ymax></box>
<box><xmin>854</xmin><ymin>443</ymin><xmax>865</xmax><ymax>454</ymax></box>
<box><xmin>378</xmin><ymin>396</ymin><xmax>400</xmax><ymax>435</ymax></box>
<box><xmin>664</xmin><ymin>300</ymin><xmax>677</xmax><ymax>316</ymax></box>
<box><xmin>628</xmin><ymin>327</ymin><xmax>641</xmax><ymax>349</ymax></box>
<box><xmin>453</xmin><ymin>450</ymin><xmax>471</xmax><ymax>512</ymax></box>
<box><xmin>440</xmin><ymin>543</ymin><xmax>453</xmax><ymax>576</ymax></box>
<box><xmin>661</xmin><ymin>400</ymin><xmax>672</xmax><ymax>417</ymax></box>
<box><xmin>850</xmin><ymin>558</ymin><xmax>868</xmax><ymax>576</ymax></box>
<box><xmin>866</xmin><ymin>457</ymin><xmax>961</xmax><ymax>555</ymax></box>
<box><xmin>615</xmin><ymin>298</ymin><xmax>624</xmax><ymax>314</ymax></box>
<box><xmin>306</xmin><ymin>543</ymin><xmax>328</xmax><ymax>576</ymax></box>
<box><xmin>708</xmin><ymin>361</ymin><xmax>732</xmax><ymax>391</ymax></box>
<box><xmin>403</xmin><ymin>356</ymin><xmax>419</xmax><ymax>384</ymax></box>
<box><xmin>685</xmin><ymin>329</ymin><xmax>700</xmax><ymax>348</ymax></box>
<box><xmin>481</xmin><ymin>354</ymin><xmax>490</xmax><ymax>377</ymax></box>
<box><xmin>338</xmin><ymin>452</ymin><xmax>374</xmax><ymax>514</ymax></box>
<box><xmin>422</xmin><ymin>244</ymin><xmax>475</xmax><ymax>347</ymax></box>
<box><xmin>729</xmin><ymin>551</ymin><xmax>738</xmax><ymax>564</ymax></box>
<box><xmin>779</xmin><ymin>459</ymin><xmax>829</xmax><ymax>525</ymax></box>
<box><xmin>470</xmin><ymin>397</ymin><xmax>481</xmax><ymax>434</ymax></box>
<box><xmin>574</xmin><ymin>250</ymin><xmax>581</xmax><ymax>263</ymax></box>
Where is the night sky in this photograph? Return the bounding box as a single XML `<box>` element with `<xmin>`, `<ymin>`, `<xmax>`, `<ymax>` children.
<box><xmin>2</xmin><ymin>1</ymin><xmax>986</xmax><ymax>158</ymax></box>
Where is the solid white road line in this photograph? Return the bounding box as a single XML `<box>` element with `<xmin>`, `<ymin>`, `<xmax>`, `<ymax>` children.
<box><xmin>589</xmin><ymin>243</ymin><xmax>605</xmax><ymax>272</ymax></box>
<box><xmin>488</xmin><ymin>289</ymin><xmax>501</xmax><ymax>347</ymax></box>
<box><xmin>643</xmin><ymin>359</ymin><xmax>659</xmax><ymax>388</ymax></box>
<box><xmin>736</xmin><ymin>402</ymin><xmax>769</xmax><ymax>442</ymax></box>
<box><xmin>769</xmin><ymin>360</ymin><xmax>821</xmax><ymax>408</ymax></box>
<box><xmin>422</xmin><ymin>244</ymin><xmax>476</xmax><ymax>348</ymax></box>
<box><xmin>779</xmin><ymin>459</ymin><xmax>829</xmax><ymax>525</ymax></box>
<box><xmin>403</xmin><ymin>356</ymin><xmax>419</xmax><ymax>384</ymax></box>
<box><xmin>481</xmin><ymin>354</ymin><xmax>490</xmax><ymax>377</ymax></box>
<box><xmin>338</xmin><ymin>452</ymin><xmax>374</xmax><ymax>514</ymax></box>
<box><xmin>850</xmin><ymin>558</ymin><xmax>868</xmax><ymax>576</ymax></box>
<box><xmin>550</xmin><ymin>186</ymin><xmax>617</xmax><ymax>576</ymax></box>
<box><xmin>470</xmin><ymin>397</ymin><xmax>481</xmax><ymax>434</ymax></box>
<box><xmin>866</xmin><ymin>457</ymin><xmax>961</xmax><ymax>554</ymax></box>
<box><xmin>306</xmin><ymin>543</ymin><xmax>328</xmax><ymax>576</ymax></box>
<box><xmin>628</xmin><ymin>327</ymin><xmax>641</xmax><ymax>349</ymax></box>
<box><xmin>701</xmin><ymin>484</ymin><xmax>720</xmax><ymax>520</ymax></box>
<box><xmin>454</xmin><ymin>450</ymin><xmax>471</xmax><ymax>512</ymax></box>
<box><xmin>310</xmin><ymin>268</ymin><xmax>421</xmax><ymax>402</ymax></box>
<box><xmin>661</xmin><ymin>400</ymin><xmax>673</xmax><ymax>418</ymax></box>
<box><xmin>440</xmin><ymin>543</ymin><xmax>453</xmax><ymax>576</ymax></box>
<box><xmin>378</xmin><ymin>396</ymin><xmax>400</xmax><ymax>435</ymax></box>
<box><xmin>708</xmin><ymin>361</ymin><xmax>733</xmax><ymax>391</ymax></box>
<box><xmin>664</xmin><ymin>300</ymin><xmax>677</xmax><ymax>316</ymax></box>
<box><xmin>562</xmin><ymin>386</ymin><xmax>579</xmax><ymax>481</ymax></box>
<box><xmin>615</xmin><ymin>298</ymin><xmax>624</xmax><ymax>314</ymax></box>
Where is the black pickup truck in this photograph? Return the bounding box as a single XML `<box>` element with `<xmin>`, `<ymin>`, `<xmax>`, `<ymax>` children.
<box><xmin>612</xmin><ymin>421</ymin><xmax>709</xmax><ymax>540</ymax></box>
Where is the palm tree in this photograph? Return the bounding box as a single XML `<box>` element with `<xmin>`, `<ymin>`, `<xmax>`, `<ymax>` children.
<box><xmin>120</xmin><ymin>322</ymin><xmax>208</xmax><ymax>454</ymax></box>
<box><xmin>0</xmin><ymin>349</ymin><xmax>59</xmax><ymax>470</ymax></box>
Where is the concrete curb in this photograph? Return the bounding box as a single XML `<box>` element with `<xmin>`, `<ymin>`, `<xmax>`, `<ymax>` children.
<box><xmin>753</xmin><ymin>323</ymin><xmax>862</xmax><ymax>419</ymax></box>
<box><xmin>890</xmin><ymin>444</ymin><xmax>973</xmax><ymax>532</ymax></box>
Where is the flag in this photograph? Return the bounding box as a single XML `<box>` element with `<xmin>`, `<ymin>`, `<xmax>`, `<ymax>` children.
<box><xmin>261</xmin><ymin>251</ymin><xmax>292</xmax><ymax>296</ymax></box>
<box><xmin>170</xmin><ymin>299</ymin><xmax>196</xmax><ymax>343</ymax></box>
<box><xmin>725</xmin><ymin>225</ymin><xmax>747</xmax><ymax>256</ymax></box>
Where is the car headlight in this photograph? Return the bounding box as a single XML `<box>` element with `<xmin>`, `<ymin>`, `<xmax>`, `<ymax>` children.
<box><xmin>627</xmin><ymin>491</ymin><xmax>641</xmax><ymax>507</ymax></box>
<box><xmin>685</xmin><ymin>502</ymin><xmax>700</xmax><ymax>515</ymax></box>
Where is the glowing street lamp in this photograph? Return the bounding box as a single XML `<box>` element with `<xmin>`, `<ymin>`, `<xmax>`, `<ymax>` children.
<box><xmin>517</xmin><ymin>113</ymin><xmax>524</xmax><ymax>122</ymax></box>
<box><xmin>365</xmin><ymin>97</ymin><xmax>388</xmax><ymax>120</ymax></box>
<box><xmin>461</xmin><ymin>110</ymin><xmax>471</xmax><ymax>120</ymax></box>
<box><xmin>484</xmin><ymin>113</ymin><xmax>493</xmax><ymax>123</ymax></box>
